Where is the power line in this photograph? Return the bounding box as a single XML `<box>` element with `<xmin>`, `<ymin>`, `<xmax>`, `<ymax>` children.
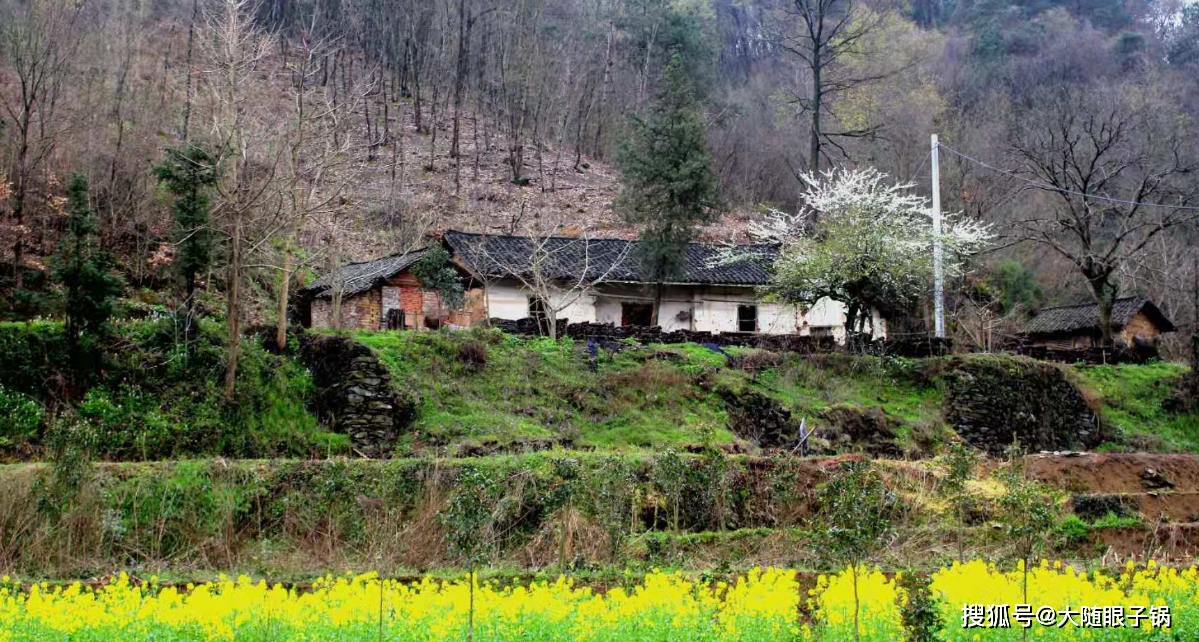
<box><xmin>936</xmin><ymin>142</ymin><xmax>1199</xmax><ymax>212</ymax></box>
<box><xmin>911</xmin><ymin>147</ymin><xmax>933</xmax><ymax>180</ymax></box>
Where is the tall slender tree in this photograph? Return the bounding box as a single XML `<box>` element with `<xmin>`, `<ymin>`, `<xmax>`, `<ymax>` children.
<box><xmin>153</xmin><ymin>145</ymin><xmax>218</xmax><ymax>330</ymax></box>
<box><xmin>768</xmin><ymin>0</ymin><xmax>889</xmax><ymax>173</ymax></box>
<box><xmin>0</xmin><ymin>0</ymin><xmax>86</xmax><ymax>292</ymax></box>
<box><xmin>53</xmin><ymin>174</ymin><xmax>123</xmax><ymax>390</ymax></box>
<box><xmin>615</xmin><ymin>8</ymin><xmax>720</xmax><ymax>325</ymax></box>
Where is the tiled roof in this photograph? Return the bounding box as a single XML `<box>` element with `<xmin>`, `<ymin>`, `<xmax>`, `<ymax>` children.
<box><xmin>1021</xmin><ymin>296</ymin><xmax>1175</xmax><ymax>336</ymax></box>
<box><xmin>442</xmin><ymin>230</ymin><xmax>776</xmax><ymax>286</ymax></box>
<box><xmin>300</xmin><ymin>248</ymin><xmax>429</xmax><ymax>299</ymax></box>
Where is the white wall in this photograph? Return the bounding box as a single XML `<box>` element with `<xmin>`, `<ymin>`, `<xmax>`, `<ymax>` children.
<box><xmin>485</xmin><ymin>280</ymin><xmax>598</xmax><ymax>324</ymax></box>
<box><xmin>482</xmin><ymin>280</ymin><xmax>885</xmax><ymax>341</ymax></box>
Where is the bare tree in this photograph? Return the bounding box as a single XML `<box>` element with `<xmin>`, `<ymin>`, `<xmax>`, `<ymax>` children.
<box><xmin>1007</xmin><ymin>84</ymin><xmax>1199</xmax><ymax>347</ymax></box>
<box><xmin>271</xmin><ymin>23</ymin><xmax>371</xmax><ymax>349</ymax></box>
<box><xmin>199</xmin><ymin>0</ymin><xmax>282</xmax><ymax>396</ymax></box>
<box><xmin>766</xmin><ymin>0</ymin><xmax>889</xmax><ymax>173</ymax></box>
<box><xmin>496</xmin><ymin>0</ymin><xmax>545</xmax><ymax>185</ymax></box>
<box><xmin>0</xmin><ymin>0</ymin><xmax>87</xmax><ymax>291</ymax></box>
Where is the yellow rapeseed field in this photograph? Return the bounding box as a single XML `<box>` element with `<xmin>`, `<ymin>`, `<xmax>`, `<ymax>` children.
<box><xmin>0</xmin><ymin>561</ymin><xmax>1192</xmax><ymax>640</ymax></box>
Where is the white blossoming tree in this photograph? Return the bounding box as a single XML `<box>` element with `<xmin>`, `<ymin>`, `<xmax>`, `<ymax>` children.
<box><xmin>745</xmin><ymin>168</ymin><xmax>992</xmax><ymax>336</ymax></box>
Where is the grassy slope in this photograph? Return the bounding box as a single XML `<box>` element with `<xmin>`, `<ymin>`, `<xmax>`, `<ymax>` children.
<box><xmin>358</xmin><ymin>329</ymin><xmax>1195</xmax><ymax>454</ymax></box>
<box><xmin>355</xmin><ymin>330</ymin><xmax>945</xmax><ymax>454</ymax></box>
<box><xmin>1071</xmin><ymin>362</ymin><xmax>1199</xmax><ymax>451</ymax></box>
<box><xmin>4</xmin><ymin>320</ymin><xmax>1193</xmax><ymax>458</ymax></box>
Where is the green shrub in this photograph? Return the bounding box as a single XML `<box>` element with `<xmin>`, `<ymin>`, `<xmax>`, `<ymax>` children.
<box><xmin>1054</xmin><ymin>514</ymin><xmax>1091</xmax><ymax>546</ymax></box>
<box><xmin>0</xmin><ymin>385</ymin><xmax>45</xmax><ymax>450</ymax></box>
<box><xmin>0</xmin><ymin>322</ymin><xmax>69</xmax><ymax>398</ymax></box>
<box><xmin>1092</xmin><ymin>512</ymin><xmax>1143</xmax><ymax>530</ymax></box>
<box><xmin>1</xmin><ymin>317</ymin><xmax>345</xmax><ymax>460</ymax></box>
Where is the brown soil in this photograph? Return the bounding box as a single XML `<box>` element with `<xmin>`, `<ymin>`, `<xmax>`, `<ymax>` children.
<box><xmin>1026</xmin><ymin>453</ymin><xmax>1199</xmax><ymax>494</ymax></box>
<box><xmin>1098</xmin><ymin>523</ymin><xmax>1199</xmax><ymax>562</ymax></box>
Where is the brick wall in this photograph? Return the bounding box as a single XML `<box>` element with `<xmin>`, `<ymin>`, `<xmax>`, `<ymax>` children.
<box><xmin>307</xmin><ymin>269</ymin><xmax>486</xmax><ymax>332</ymax></box>
<box><xmin>386</xmin><ymin>273</ymin><xmax>427</xmax><ymax>329</ymax></box>
<box><xmin>309</xmin><ymin>290</ymin><xmax>382</xmax><ymax>331</ymax></box>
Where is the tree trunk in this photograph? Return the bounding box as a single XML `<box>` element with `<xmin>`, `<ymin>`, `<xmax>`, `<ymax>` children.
<box><xmin>851</xmin><ymin>563</ymin><xmax>860</xmax><ymax>642</ymax></box>
<box><xmin>275</xmin><ymin>242</ymin><xmax>292</xmax><ymax>351</ymax></box>
<box><xmin>224</xmin><ymin>214</ymin><xmax>242</xmax><ymax>398</ymax></box>
<box><xmin>844</xmin><ymin>301</ymin><xmax>860</xmax><ymax>340</ymax></box>
<box><xmin>593</xmin><ymin>20</ymin><xmax>615</xmax><ymax>159</ymax></box>
<box><xmin>467</xmin><ymin>568</ymin><xmax>475</xmax><ymax>642</ymax></box>
<box><xmin>10</xmin><ymin>108</ymin><xmax>32</xmax><ymax>291</ymax></box>
<box><xmin>181</xmin><ymin>0</ymin><xmax>199</xmax><ymax>141</ymax></box>
<box><xmin>1088</xmin><ymin>276</ymin><xmax>1117</xmax><ymax>348</ymax></box>
<box><xmin>810</xmin><ymin>53</ymin><xmax>823</xmax><ymax>174</ymax></box>
<box><xmin>1191</xmin><ymin>257</ymin><xmax>1199</xmax><ymax>395</ymax></box>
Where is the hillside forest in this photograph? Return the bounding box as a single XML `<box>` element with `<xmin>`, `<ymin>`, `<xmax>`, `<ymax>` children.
<box><xmin>2</xmin><ymin>0</ymin><xmax>1199</xmax><ymax>360</ymax></box>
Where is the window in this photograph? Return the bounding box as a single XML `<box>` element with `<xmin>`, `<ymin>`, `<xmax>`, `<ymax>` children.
<box><xmin>737</xmin><ymin>305</ymin><xmax>758</xmax><ymax>332</ymax></box>
<box><xmin>810</xmin><ymin>326</ymin><xmax>835</xmax><ymax>339</ymax></box>
<box><xmin>621</xmin><ymin>302</ymin><xmax>654</xmax><ymax>327</ymax></box>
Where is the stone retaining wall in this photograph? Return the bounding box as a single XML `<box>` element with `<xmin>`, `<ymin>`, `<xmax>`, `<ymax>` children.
<box><xmin>940</xmin><ymin>355</ymin><xmax>1102</xmax><ymax>454</ymax></box>
<box><xmin>298</xmin><ymin>334</ymin><xmax>417</xmax><ymax>457</ymax></box>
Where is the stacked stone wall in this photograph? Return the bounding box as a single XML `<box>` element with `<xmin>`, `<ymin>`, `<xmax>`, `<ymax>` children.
<box><xmin>298</xmin><ymin>334</ymin><xmax>417</xmax><ymax>457</ymax></box>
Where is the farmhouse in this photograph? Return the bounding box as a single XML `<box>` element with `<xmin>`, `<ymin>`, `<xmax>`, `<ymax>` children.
<box><xmin>299</xmin><ymin>249</ymin><xmax>484</xmax><ymax>331</ymax></box>
<box><xmin>299</xmin><ymin>230</ymin><xmax>886</xmax><ymax>340</ymax></box>
<box><xmin>1020</xmin><ymin>296</ymin><xmax>1175</xmax><ymax>349</ymax></box>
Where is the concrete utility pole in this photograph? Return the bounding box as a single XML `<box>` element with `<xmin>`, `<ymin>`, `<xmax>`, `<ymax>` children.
<box><xmin>931</xmin><ymin>134</ymin><xmax>945</xmax><ymax>339</ymax></box>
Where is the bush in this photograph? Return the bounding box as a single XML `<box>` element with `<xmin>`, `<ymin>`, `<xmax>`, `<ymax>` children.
<box><xmin>1054</xmin><ymin>514</ymin><xmax>1091</xmax><ymax>546</ymax></box>
<box><xmin>1092</xmin><ymin>512</ymin><xmax>1142</xmax><ymax>530</ymax></box>
<box><xmin>1</xmin><ymin>317</ymin><xmax>346</xmax><ymax>460</ymax></box>
<box><xmin>0</xmin><ymin>385</ymin><xmax>45</xmax><ymax>450</ymax></box>
<box><xmin>0</xmin><ymin>322</ymin><xmax>70</xmax><ymax>398</ymax></box>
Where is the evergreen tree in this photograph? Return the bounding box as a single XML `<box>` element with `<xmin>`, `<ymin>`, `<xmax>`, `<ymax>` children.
<box><xmin>53</xmin><ymin>173</ymin><xmax>123</xmax><ymax>389</ymax></box>
<box><xmin>153</xmin><ymin>145</ymin><xmax>218</xmax><ymax>317</ymax></box>
<box><xmin>616</xmin><ymin>9</ymin><xmax>720</xmax><ymax>325</ymax></box>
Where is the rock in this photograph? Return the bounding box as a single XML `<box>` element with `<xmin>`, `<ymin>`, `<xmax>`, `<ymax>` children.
<box><xmin>719</xmin><ymin>388</ymin><xmax>800</xmax><ymax>448</ymax></box>
<box><xmin>1140</xmin><ymin>467</ymin><xmax>1175</xmax><ymax>491</ymax></box>
<box><xmin>819</xmin><ymin>405</ymin><xmax>902</xmax><ymax>457</ymax></box>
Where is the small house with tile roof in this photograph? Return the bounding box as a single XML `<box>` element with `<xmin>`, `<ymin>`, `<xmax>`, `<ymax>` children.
<box><xmin>298</xmin><ymin>248</ymin><xmax>483</xmax><ymax>331</ymax></box>
<box><xmin>299</xmin><ymin>230</ymin><xmax>885</xmax><ymax>340</ymax></box>
<box><xmin>1020</xmin><ymin>296</ymin><xmax>1175</xmax><ymax>349</ymax></box>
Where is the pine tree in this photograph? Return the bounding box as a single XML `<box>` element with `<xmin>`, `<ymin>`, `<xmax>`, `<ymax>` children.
<box><xmin>153</xmin><ymin>145</ymin><xmax>218</xmax><ymax>319</ymax></box>
<box><xmin>53</xmin><ymin>173</ymin><xmax>123</xmax><ymax>389</ymax></box>
<box><xmin>615</xmin><ymin>9</ymin><xmax>720</xmax><ymax>325</ymax></box>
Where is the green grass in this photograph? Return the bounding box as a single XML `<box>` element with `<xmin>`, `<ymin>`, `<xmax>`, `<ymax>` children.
<box><xmin>357</xmin><ymin>330</ymin><xmax>1194</xmax><ymax>455</ymax></box>
<box><xmin>751</xmin><ymin>356</ymin><xmax>943</xmax><ymax>425</ymax></box>
<box><xmin>1071</xmin><ymin>362</ymin><xmax>1199</xmax><ymax>451</ymax></box>
<box><xmin>353</xmin><ymin>330</ymin><xmax>946</xmax><ymax>454</ymax></box>
<box><xmin>356</xmin><ymin>330</ymin><xmax>736</xmax><ymax>451</ymax></box>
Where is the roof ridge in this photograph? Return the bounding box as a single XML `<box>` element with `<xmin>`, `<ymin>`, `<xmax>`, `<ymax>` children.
<box><xmin>1038</xmin><ymin>295</ymin><xmax>1143</xmax><ymax>311</ymax></box>
<box><xmin>444</xmin><ymin>229</ymin><xmax>774</xmax><ymax>249</ymax></box>
<box><xmin>445</xmin><ymin>229</ymin><xmax>631</xmax><ymax>243</ymax></box>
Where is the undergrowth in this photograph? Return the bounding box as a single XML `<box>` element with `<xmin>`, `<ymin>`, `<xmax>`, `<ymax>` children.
<box><xmin>0</xmin><ymin>319</ymin><xmax>346</xmax><ymax>460</ymax></box>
